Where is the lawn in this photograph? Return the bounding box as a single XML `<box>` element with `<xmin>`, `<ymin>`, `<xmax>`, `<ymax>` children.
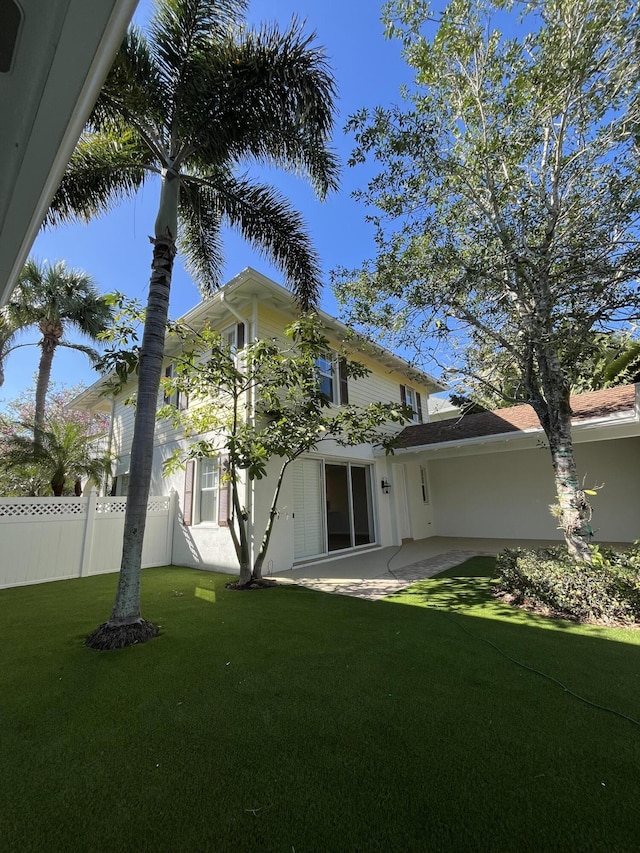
<box><xmin>1</xmin><ymin>560</ymin><xmax>639</xmax><ymax>853</ymax></box>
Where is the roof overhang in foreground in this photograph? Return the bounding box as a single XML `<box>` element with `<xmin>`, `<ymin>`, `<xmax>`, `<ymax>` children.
<box><xmin>0</xmin><ymin>0</ymin><xmax>139</xmax><ymax>306</ymax></box>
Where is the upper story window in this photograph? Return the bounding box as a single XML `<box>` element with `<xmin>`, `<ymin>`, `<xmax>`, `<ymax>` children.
<box><xmin>316</xmin><ymin>354</ymin><xmax>349</xmax><ymax>405</ymax></box>
<box><xmin>163</xmin><ymin>363</ymin><xmax>188</xmax><ymax>411</ymax></box>
<box><xmin>400</xmin><ymin>384</ymin><xmax>424</xmax><ymax>424</ymax></box>
<box><xmin>221</xmin><ymin>322</ymin><xmax>245</xmax><ymax>352</ymax></box>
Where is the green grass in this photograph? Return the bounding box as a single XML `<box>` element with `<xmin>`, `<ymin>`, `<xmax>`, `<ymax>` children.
<box><xmin>1</xmin><ymin>560</ymin><xmax>639</xmax><ymax>853</ymax></box>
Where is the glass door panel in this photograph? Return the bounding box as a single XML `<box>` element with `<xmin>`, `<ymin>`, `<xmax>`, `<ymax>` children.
<box><xmin>325</xmin><ymin>464</ymin><xmax>351</xmax><ymax>552</ymax></box>
<box><xmin>350</xmin><ymin>465</ymin><xmax>374</xmax><ymax>546</ymax></box>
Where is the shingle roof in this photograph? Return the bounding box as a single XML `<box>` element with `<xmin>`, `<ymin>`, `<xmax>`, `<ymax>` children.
<box><xmin>397</xmin><ymin>384</ymin><xmax>637</xmax><ymax>449</ymax></box>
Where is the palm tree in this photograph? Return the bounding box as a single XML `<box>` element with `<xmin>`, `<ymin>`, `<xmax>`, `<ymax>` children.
<box><xmin>2</xmin><ymin>259</ymin><xmax>113</xmax><ymax>444</ymax></box>
<box><xmin>0</xmin><ymin>420</ymin><xmax>113</xmax><ymax>497</ymax></box>
<box><xmin>47</xmin><ymin>0</ymin><xmax>339</xmax><ymax>650</ymax></box>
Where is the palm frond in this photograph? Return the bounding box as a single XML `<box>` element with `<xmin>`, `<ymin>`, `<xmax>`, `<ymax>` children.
<box><xmin>182</xmin><ymin>19</ymin><xmax>340</xmax><ymax>198</ymax></box>
<box><xmin>198</xmin><ymin>171</ymin><xmax>322</xmax><ymax>307</ymax></box>
<box><xmin>90</xmin><ymin>26</ymin><xmax>166</xmax><ymax>139</ymax></box>
<box><xmin>47</xmin><ymin>131</ymin><xmax>154</xmax><ymax>226</ymax></box>
<box><xmin>178</xmin><ymin>177</ymin><xmax>225</xmax><ymax>289</ymax></box>
<box><xmin>150</xmin><ymin>0</ymin><xmax>247</xmax><ymax>112</ymax></box>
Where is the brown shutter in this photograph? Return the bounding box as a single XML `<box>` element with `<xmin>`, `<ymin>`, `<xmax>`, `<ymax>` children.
<box><xmin>338</xmin><ymin>357</ymin><xmax>349</xmax><ymax>404</ymax></box>
<box><xmin>236</xmin><ymin>322</ymin><xmax>245</xmax><ymax>349</ymax></box>
<box><xmin>400</xmin><ymin>384</ymin><xmax>406</xmax><ymax>405</ymax></box>
<box><xmin>217</xmin><ymin>455</ymin><xmax>230</xmax><ymax>527</ymax></box>
<box><xmin>183</xmin><ymin>460</ymin><xmax>195</xmax><ymax>526</ymax></box>
<box><xmin>164</xmin><ymin>365</ymin><xmax>172</xmax><ymax>404</ymax></box>
<box><xmin>416</xmin><ymin>391</ymin><xmax>424</xmax><ymax>423</ymax></box>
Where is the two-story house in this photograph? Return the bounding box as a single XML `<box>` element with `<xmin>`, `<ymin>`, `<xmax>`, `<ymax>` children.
<box><xmin>74</xmin><ymin>267</ymin><xmax>444</xmax><ymax>574</ymax></box>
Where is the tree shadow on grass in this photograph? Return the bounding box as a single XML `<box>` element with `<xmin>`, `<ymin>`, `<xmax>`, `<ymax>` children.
<box><xmin>387</xmin><ymin>555</ymin><xmax>640</xmax><ymax>636</ymax></box>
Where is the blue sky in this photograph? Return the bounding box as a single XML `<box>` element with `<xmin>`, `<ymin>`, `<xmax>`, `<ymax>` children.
<box><xmin>1</xmin><ymin>0</ymin><xmax>420</xmax><ymax>407</ymax></box>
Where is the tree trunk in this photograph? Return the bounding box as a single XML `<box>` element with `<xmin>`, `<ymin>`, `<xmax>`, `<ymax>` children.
<box><xmin>531</xmin><ymin>365</ymin><xmax>592</xmax><ymax>561</ymax></box>
<box><xmin>547</xmin><ymin>429</ymin><xmax>593</xmax><ymax>562</ymax></box>
<box><xmin>230</xmin><ymin>476</ymin><xmax>252</xmax><ymax>586</ymax></box>
<box><xmin>34</xmin><ymin>336</ymin><xmax>56</xmax><ymax>446</ymax></box>
<box><xmin>252</xmin><ymin>460</ymin><xmax>288</xmax><ymax>580</ymax></box>
<box><xmin>85</xmin><ymin>169</ymin><xmax>179</xmax><ymax>651</ymax></box>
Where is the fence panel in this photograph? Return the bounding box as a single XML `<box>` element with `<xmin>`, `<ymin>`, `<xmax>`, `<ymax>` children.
<box><xmin>0</xmin><ymin>494</ymin><xmax>175</xmax><ymax>589</ymax></box>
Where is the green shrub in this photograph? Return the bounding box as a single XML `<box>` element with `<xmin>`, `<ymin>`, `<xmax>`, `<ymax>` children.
<box><xmin>495</xmin><ymin>545</ymin><xmax>640</xmax><ymax>625</ymax></box>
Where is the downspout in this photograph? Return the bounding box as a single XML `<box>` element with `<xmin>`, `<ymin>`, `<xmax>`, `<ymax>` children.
<box><xmin>220</xmin><ymin>291</ymin><xmax>254</xmax><ymax>567</ymax></box>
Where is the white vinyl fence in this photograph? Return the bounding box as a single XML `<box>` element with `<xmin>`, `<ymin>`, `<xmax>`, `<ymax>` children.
<box><xmin>0</xmin><ymin>492</ymin><xmax>177</xmax><ymax>589</ymax></box>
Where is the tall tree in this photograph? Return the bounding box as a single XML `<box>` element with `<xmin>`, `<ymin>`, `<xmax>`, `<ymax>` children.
<box><xmin>2</xmin><ymin>259</ymin><xmax>112</xmax><ymax>443</ymax></box>
<box><xmin>48</xmin><ymin>0</ymin><xmax>339</xmax><ymax>649</ymax></box>
<box><xmin>335</xmin><ymin>0</ymin><xmax>640</xmax><ymax>561</ymax></box>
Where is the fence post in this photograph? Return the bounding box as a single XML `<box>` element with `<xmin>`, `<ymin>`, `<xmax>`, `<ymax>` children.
<box><xmin>165</xmin><ymin>490</ymin><xmax>178</xmax><ymax>565</ymax></box>
<box><xmin>80</xmin><ymin>489</ymin><xmax>98</xmax><ymax>577</ymax></box>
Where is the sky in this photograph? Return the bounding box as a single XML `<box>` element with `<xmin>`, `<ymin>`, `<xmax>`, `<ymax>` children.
<box><xmin>0</xmin><ymin>0</ymin><xmax>422</xmax><ymax>407</ymax></box>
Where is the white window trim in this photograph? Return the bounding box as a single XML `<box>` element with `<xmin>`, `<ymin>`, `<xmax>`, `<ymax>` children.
<box><xmin>316</xmin><ymin>353</ymin><xmax>339</xmax><ymax>404</ymax></box>
<box><xmin>404</xmin><ymin>386</ymin><xmax>421</xmax><ymax>424</ymax></box>
<box><xmin>196</xmin><ymin>457</ymin><xmax>219</xmax><ymax>525</ymax></box>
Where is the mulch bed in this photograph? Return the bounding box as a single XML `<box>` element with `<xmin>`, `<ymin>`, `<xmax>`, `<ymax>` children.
<box><xmin>493</xmin><ymin>589</ymin><xmax>639</xmax><ymax>629</ymax></box>
<box><xmin>225</xmin><ymin>579</ymin><xmax>279</xmax><ymax>591</ymax></box>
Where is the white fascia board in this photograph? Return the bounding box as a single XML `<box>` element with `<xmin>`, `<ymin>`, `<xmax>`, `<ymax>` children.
<box><xmin>0</xmin><ymin>0</ymin><xmax>140</xmax><ymax>306</ymax></box>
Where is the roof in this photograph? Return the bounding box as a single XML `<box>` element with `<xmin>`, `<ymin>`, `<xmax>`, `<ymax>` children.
<box><xmin>72</xmin><ymin>267</ymin><xmax>444</xmax><ymax>412</ymax></box>
<box><xmin>397</xmin><ymin>384</ymin><xmax>638</xmax><ymax>449</ymax></box>
<box><xmin>0</xmin><ymin>0</ymin><xmax>139</xmax><ymax>306</ymax></box>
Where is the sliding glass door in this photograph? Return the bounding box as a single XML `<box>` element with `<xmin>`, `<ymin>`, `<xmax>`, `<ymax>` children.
<box><xmin>293</xmin><ymin>459</ymin><xmax>375</xmax><ymax>559</ymax></box>
<box><xmin>325</xmin><ymin>463</ymin><xmax>374</xmax><ymax>552</ymax></box>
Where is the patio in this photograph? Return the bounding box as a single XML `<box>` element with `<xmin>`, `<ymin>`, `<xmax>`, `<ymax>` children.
<box><xmin>270</xmin><ymin>535</ymin><xmax>625</xmax><ymax>599</ymax></box>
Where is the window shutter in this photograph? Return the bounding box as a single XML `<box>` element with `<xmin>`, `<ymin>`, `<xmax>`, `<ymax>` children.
<box><xmin>183</xmin><ymin>460</ymin><xmax>195</xmax><ymax>526</ymax></box>
<box><xmin>236</xmin><ymin>322</ymin><xmax>245</xmax><ymax>349</ymax></box>
<box><xmin>338</xmin><ymin>357</ymin><xmax>349</xmax><ymax>404</ymax></box>
<box><xmin>416</xmin><ymin>392</ymin><xmax>424</xmax><ymax>423</ymax></box>
<box><xmin>218</xmin><ymin>455</ymin><xmax>231</xmax><ymax>527</ymax></box>
<box><xmin>164</xmin><ymin>365</ymin><xmax>172</xmax><ymax>404</ymax></box>
<box><xmin>400</xmin><ymin>384</ymin><xmax>406</xmax><ymax>405</ymax></box>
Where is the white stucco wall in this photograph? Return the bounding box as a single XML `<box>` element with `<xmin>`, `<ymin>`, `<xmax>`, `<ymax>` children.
<box><xmin>427</xmin><ymin>436</ymin><xmax>640</xmax><ymax>543</ymax></box>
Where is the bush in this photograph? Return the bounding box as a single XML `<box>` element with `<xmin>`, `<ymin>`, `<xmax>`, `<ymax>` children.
<box><xmin>495</xmin><ymin>545</ymin><xmax>640</xmax><ymax>625</ymax></box>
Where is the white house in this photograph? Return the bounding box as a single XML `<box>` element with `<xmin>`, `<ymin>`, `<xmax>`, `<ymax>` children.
<box><xmin>74</xmin><ymin>267</ymin><xmax>640</xmax><ymax>577</ymax></box>
<box><xmin>74</xmin><ymin>267</ymin><xmax>444</xmax><ymax>573</ymax></box>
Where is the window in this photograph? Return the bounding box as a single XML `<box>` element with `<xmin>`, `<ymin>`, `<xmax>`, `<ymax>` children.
<box><xmin>111</xmin><ymin>473</ymin><xmax>129</xmax><ymax>496</ymax></box>
<box><xmin>198</xmin><ymin>458</ymin><xmax>219</xmax><ymax>523</ymax></box>
<box><xmin>163</xmin><ymin>364</ymin><xmax>188</xmax><ymax>410</ymax></box>
<box><xmin>420</xmin><ymin>465</ymin><xmax>429</xmax><ymax>504</ymax></box>
<box><xmin>316</xmin><ymin>354</ymin><xmax>335</xmax><ymax>401</ymax></box>
<box><xmin>316</xmin><ymin>354</ymin><xmax>349</xmax><ymax>404</ymax></box>
<box><xmin>400</xmin><ymin>384</ymin><xmax>424</xmax><ymax>424</ymax></box>
<box><xmin>221</xmin><ymin>322</ymin><xmax>245</xmax><ymax>352</ymax></box>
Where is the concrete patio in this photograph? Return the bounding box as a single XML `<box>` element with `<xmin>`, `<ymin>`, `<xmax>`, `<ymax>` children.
<box><xmin>270</xmin><ymin>535</ymin><xmax>562</xmax><ymax>600</ymax></box>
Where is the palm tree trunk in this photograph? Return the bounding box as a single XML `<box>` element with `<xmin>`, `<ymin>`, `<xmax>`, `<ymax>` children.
<box><xmin>85</xmin><ymin>170</ymin><xmax>179</xmax><ymax>650</ymax></box>
<box><xmin>34</xmin><ymin>338</ymin><xmax>55</xmax><ymax>446</ymax></box>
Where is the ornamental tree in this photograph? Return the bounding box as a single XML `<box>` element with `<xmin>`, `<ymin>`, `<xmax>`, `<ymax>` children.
<box><xmin>161</xmin><ymin>315</ymin><xmax>409</xmax><ymax>586</ymax></box>
<box><xmin>334</xmin><ymin>0</ymin><xmax>640</xmax><ymax>561</ymax></box>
